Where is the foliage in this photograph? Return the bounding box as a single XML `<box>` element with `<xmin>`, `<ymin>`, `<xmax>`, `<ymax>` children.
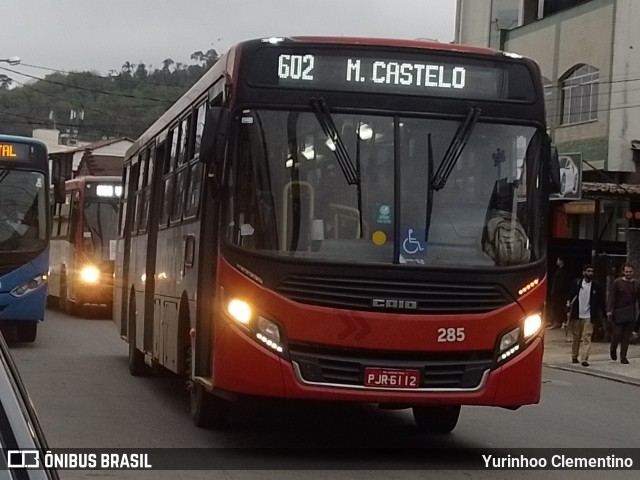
<box><xmin>0</xmin><ymin>48</ymin><xmax>219</xmax><ymax>141</ymax></box>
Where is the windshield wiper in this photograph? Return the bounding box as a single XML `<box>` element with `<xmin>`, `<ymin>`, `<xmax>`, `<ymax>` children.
<box><xmin>425</xmin><ymin>133</ymin><xmax>434</xmax><ymax>242</ymax></box>
<box><xmin>310</xmin><ymin>97</ymin><xmax>359</xmax><ymax>185</ymax></box>
<box><xmin>0</xmin><ymin>162</ymin><xmax>17</xmax><ymax>185</ymax></box>
<box><xmin>430</xmin><ymin>107</ymin><xmax>480</xmax><ymax>191</ymax></box>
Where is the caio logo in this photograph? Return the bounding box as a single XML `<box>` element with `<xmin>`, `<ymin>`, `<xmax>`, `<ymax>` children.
<box><xmin>372</xmin><ymin>299</ymin><xmax>418</xmax><ymax>310</ymax></box>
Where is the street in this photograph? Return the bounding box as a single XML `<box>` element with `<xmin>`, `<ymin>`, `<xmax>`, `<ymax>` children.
<box><xmin>5</xmin><ymin>308</ymin><xmax>640</xmax><ymax>478</ymax></box>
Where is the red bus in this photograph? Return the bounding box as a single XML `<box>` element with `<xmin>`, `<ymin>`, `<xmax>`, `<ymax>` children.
<box><xmin>114</xmin><ymin>37</ymin><xmax>553</xmax><ymax>433</ymax></box>
<box><xmin>49</xmin><ymin>175</ymin><xmax>121</xmax><ymax>314</ymax></box>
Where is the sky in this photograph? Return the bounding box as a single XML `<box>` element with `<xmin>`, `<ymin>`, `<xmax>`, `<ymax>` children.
<box><xmin>1</xmin><ymin>0</ymin><xmax>457</xmax><ymax>81</ymax></box>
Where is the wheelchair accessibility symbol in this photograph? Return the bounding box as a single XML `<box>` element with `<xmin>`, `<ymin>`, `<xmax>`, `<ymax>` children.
<box><xmin>402</xmin><ymin>228</ymin><xmax>425</xmax><ymax>255</ymax></box>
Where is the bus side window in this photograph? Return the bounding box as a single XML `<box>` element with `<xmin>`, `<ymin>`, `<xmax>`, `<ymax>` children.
<box><xmin>171</xmin><ymin>169</ymin><xmax>187</xmax><ymax>224</ymax></box>
<box><xmin>193</xmin><ymin>102</ymin><xmax>207</xmax><ymax>160</ymax></box>
<box><xmin>171</xmin><ymin>114</ymin><xmax>192</xmax><ymax>224</ymax></box>
<box><xmin>184</xmin><ymin>162</ymin><xmax>203</xmax><ymax>218</ymax></box>
<box><xmin>159</xmin><ymin>176</ymin><xmax>173</xmax><ymax>228</ymax></box>
<box><xmin>118</xmin><ymin>165</ymin><xmax>129</xmax><ymax>237</ymax></box>
<box><xmin>51</xmin><ymin>193</ymin><xmax>71</xmax><ymax>238</ymax></box>
<box><xmin>68</xmin><ymin>192</ymin><xmax>80</xmax><ymax>244</ymax></box>
<box><xmin>177</xmin><ymin>117</ymin><xmax>190</xmax><ymax>167</ymax></box>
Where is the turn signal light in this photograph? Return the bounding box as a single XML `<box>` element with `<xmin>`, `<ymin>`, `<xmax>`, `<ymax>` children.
<box><xmin>518</xmin><ymin>278</ymin><xmax>540</xmax><ymax>296</ymax></box>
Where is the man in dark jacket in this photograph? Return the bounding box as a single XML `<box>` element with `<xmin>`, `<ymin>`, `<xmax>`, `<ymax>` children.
<box><xmin>547</xmin><ymin>257</ymin><xmax>571</xmax><ymax>329</ymax></box>
<box><xmin>566</xmin><ymin>264</ymin><xmax>606</xmax><ymax>367</ymax></box>
<box><xmin>606</xmin><ymin>263</ymin><xmax>640</xmax><ymax>364</ymax></box>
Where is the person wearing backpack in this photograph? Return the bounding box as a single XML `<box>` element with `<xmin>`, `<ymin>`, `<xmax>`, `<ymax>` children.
<box><xmin>606</xmin><ymin>263</ymin><xmax>640</xmax><ymax>364</ymax></box>
<box><xmin>566</xmin><ymin>264</ymin><xmax>606</xmax><ymax>367</ymax></box>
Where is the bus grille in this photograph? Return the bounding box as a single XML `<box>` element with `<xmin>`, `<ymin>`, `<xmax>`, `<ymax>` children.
<box><xmin>275</xmin><ymin>275</ymin><xmax>510</xmax><ymax>314</ymax></box>
<box><xmin>290</xmin><ymin>343</ymin><xmax>494</xmax><ymax>390</ymax></box>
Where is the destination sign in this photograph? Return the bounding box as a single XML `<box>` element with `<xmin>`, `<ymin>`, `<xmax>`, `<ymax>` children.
<box><xmin>248</xmin><ymin>47</ymin><xmax>536</xmax><ymax>101</ymax></box>
<box><xmin>0</xmin><ymin>142</ymin><xmax>30</xmax><ymax>160</ymax></box>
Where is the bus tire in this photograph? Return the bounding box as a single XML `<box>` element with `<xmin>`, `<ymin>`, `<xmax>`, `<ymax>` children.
<box><xmin>17</xmin><ymin>321</ymin><xmax>37</xmax><ymax>342</ymax></box>
<box><xmin>190</xmin><ymin>382</ymin><xmax>230</xmax><ymax>429</ymax></box>
<box><xmin>128</xmin><ymin>293</ymin><xmax>151</xmax><ymax>376</ymax></box>
<box><xmin>412</xmin><ymin>405</ymin><xmax>460</xmax><ymax>434</ymax></box>
<box><xmin>179</xmin><ymin>295</ymin><xmax>191</xmax><ymax>376</ymax></box>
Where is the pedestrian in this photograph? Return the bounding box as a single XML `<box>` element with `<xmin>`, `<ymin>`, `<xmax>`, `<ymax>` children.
<box><xmin>566</xmin><ymin>264</ymin><xmax>606</xmax><ymax>367</ymax></box>
<box><xmin>606</xmin><ymin>263</ymin><xmax>640</xmax><ymax>364</ymax></box>
<box><xmin>547</xmin><ymin>257</ymin><xmax>570</xmax><ymax>329</ymax></box>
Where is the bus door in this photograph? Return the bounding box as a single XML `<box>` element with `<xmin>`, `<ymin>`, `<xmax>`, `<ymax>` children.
<box><xmin>49</xmin><ymin>192</ymin><xmax>72</xmax><ymax>300</ymax></box>
<box><xmin>156</xmin><ymin>118</ymin><xmax>190</xmax><ymax>373</ymax></box>
<box><xmin>194</xmin><ymin>98</ymin><xmax>227</xmax><ymax>379</ymax></box>
<box><xmin>66</xmin><ymin>190</ymin><xmax>81</xmax><ymax>304</ymax></box>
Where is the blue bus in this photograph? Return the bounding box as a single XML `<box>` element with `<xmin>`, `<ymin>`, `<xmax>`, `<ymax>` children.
<box><xmin>0</xmin><ymin>135</ymin><xmax>50</xmax><ymax>342</ymax></box>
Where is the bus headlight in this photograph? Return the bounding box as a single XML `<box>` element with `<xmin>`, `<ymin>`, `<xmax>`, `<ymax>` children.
<box><xmin>497</xmin><ymin>327</ymin><xmax>521</xmax><ymax>363</ymax></box>
<box><xmin>523</xmin><ymin>313</ymin><xmax>543</xmax><ymax>339</ymax></box>
<box><xmin>227</xmin><ymin>299</ymin><xmax>251</xmax><ymax>324</ymax></box>
<box><xmin>225</xmin><ymin>297</ymin><xmax>289</xmax><ymax>359</ymax></box>
<box><xmin>80</xmin><ymin>266</ymin><xmax>100</xmax><ymax>283</ymax></box>
<box><xmin>256</xmin><ymin>316</ymin><xmax>285</xmax><ymax>355</ymax></box>
<box><xmin>496</xmin><ymin>313</ymin><xmax>543</xmax><ymax>364</ymax></box>
<box><xmin>10</xmin><ymin>274</ymin><xmax>47</xmax><ymax>298</ymax></box>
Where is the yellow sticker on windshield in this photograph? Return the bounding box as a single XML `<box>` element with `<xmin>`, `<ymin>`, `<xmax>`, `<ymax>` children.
<box><xmin>372</xmin><ymin>231</ymin><xmax>386</xmax><ymax>245</ymax></box>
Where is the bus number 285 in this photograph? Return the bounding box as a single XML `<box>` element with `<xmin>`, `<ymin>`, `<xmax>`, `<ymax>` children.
<box><xmin>437</xmin><ymin>328</ymin><xmax>465</xmax><ymax>342</ymax></box>
<box><xmin>278</xmin><ymin>54</ymin><xmax>315</xmax><ymax>80</ymax></box>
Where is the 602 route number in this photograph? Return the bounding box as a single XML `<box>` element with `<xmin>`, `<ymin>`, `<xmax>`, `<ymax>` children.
<box><xmin>437</xmin><ymin>327</ymin><xmax>465</xmax><ymax>342</ymax></box>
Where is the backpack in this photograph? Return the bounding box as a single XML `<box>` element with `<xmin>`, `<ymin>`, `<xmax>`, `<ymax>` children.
<box><xmin>482</xmin><ymin>211</ymin><xmax>531</xmax><ymax>266</ymax></box>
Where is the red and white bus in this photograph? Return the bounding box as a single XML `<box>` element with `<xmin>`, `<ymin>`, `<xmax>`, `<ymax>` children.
<box><xmin>114</xmin><ymin>37</ymin><xmax>553</xmax><ymax>433</ymax></box>
<box><xmin>49</xmin><ymin>175</ymin><xmax>121</xmax><ymax>314</ymax></box>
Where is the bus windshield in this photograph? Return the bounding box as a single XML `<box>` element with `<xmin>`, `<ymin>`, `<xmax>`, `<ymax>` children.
<box><xmin>0</xmin><ymin>170</ymin><xmax>47</xmax><ymax>252</ymax></box>
<box><xmin>82</xmin><ymin>200</ymin><xmax>118</xmax><ymax>262</ymax></box>
<box><xmin>225</xmin><ymin>109</ymin><xmax>546</xmax><ymax>268</ymax></box>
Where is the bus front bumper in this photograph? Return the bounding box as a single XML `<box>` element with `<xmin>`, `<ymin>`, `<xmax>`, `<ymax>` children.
<box><xmin>0</xmin><ymin>287</ymin><xmax>47</xmax><ymax>322</ymax></box>
<box><xmin>212</xmin><ymin>322</ymin><xmax>543</xmax><ymax>408</ymax></box>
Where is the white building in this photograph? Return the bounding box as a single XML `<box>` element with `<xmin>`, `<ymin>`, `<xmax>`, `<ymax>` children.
<box><xmin>455</xmin><ymin>0</ymin><xmax>640</xmax><ymax>269</ymax></box>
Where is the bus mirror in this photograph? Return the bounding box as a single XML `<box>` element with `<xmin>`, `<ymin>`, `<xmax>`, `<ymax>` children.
<box><xmin>53</xmin><ymin>177</ymin><xmax>66</xmax><ymax>204</ymax></box>
<box><xmin>549</xmin><ymin>145</ymin><xmax>561</xmax><ymax>194</ymax></box>
<box><xmin>199</xmin><ymin>107</ymin><xmax>229</xmax><ymax>165</ymax></box>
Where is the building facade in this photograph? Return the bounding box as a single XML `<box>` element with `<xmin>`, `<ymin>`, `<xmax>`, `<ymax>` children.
<box><xmin>455</xmin><ymin>0</ymin><xmax>640</xmax><ymax>276</ymax></box>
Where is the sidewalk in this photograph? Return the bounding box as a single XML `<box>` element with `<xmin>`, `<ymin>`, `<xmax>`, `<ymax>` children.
<box><xmin>543</xmin><ymin>326</ymin><xmax>640</xmax><ymax>386</ymax></box>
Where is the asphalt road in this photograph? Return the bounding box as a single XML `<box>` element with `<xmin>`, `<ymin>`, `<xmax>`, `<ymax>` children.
<box><xmin>5</xmin><ymin>308</ymin><xmax>640</xmax><ymax>479</ymax></box>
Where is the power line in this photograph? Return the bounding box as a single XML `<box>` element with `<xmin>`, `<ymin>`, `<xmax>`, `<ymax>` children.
<box><xmin>18</xmin><ymin>62</ymin><xmax>197</xmax><ymax>90</ymax></box>
<box><xmin>0</xmin><ymin>66</ymin><xmax>176</xmax><ymax>103</ymax></box>
<box><xmin>5</xmin><ymin>77</ymin><xmax>150</xmax><ymax>127</ymax></box>
<box><xmin>0</xmin><ymin>109</ymin><xmax>144</xmax><ymax>137</ymax></box>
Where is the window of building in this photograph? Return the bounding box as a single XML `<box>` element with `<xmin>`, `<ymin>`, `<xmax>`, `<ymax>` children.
<box><xmin>541</xmin><ymin>76</ymin><xmax>554</xmax><ymax>125</ymax></box>
<box><xmin>561</xmin><ymin>64</ymin><xmax>599</xmax><ymax>125</ymax></box>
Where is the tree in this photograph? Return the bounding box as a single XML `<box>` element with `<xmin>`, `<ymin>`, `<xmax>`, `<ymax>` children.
<box><xmin>203</xmin><ymin>49</ymin><xmax>219</xmax><ymax>68</ymax></box>
<box><xmin>190</xmin><ymin>50</ymin><xmax>205</xmax><ymax>65</ymax></box>
<box><xmin>0</xmin><ymin>74</ymin><xmax>12</xmax><ymax>90</ymax></box>
<box><xmin>134</xmin><ymin>63</ymin><xmax>148</xmax><ymax>80</ymax></box>
<box><xmin>121</xmin><ymin>61</ymin><xmax>136</xmax><ymax>76</ymax></box>
<box><xmin>161</xmin><ymin>58</ymin><xmax>175</xmax><ymax>73</ymax></box>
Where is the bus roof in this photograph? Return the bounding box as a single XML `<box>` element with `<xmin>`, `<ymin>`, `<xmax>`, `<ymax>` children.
<box><xmin>0</xmin><ymin>134</ymin><xmax>47</xmax><ymax>150</ymax></box>
<box><xmin>126</xmin><ymin>36</ymin><xmax>521</xmax><ymax>159</ymax></box>
<box><xmin>289</xmin><ymin>36</ymin><xmax>500</xmax><ymax>56</ymax></box>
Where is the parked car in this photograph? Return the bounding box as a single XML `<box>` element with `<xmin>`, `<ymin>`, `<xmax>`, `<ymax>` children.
<box><xmin>0</xmin><ymin>331</ymin><xmax>58</xmax><ymax>478</ymax></box>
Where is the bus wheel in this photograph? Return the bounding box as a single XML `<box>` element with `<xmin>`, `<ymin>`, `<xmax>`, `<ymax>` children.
<box><xmin>190</xmin><ymin>382</ymin><xmax>230</xmax><ymax>429</ymax></box>
<box><xmin>412</xmin><ymin>405</ymin><xmax>461</xmax><ymax>434</ymax></box>
<box><xmin>17</xmin><ymin>322</ymin><xmax>37</xmax><ymax>342</ymax></box>
<box><xmin>128</xmin><ymin>295</ymin><xmax>151</xmax><ymax>376</ymax></box>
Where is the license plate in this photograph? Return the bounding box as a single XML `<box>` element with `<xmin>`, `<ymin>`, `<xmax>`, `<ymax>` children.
<box><xmin>363</xmin><ymin>367</ymin><xmax>421</xmax><ymax>388</ymax></box>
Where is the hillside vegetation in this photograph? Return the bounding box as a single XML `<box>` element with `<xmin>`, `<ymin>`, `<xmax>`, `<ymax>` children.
<box><xmin>0</xmin><ymin>49</ymin><xmax>218</xmax><ymax>142</ymax></box>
